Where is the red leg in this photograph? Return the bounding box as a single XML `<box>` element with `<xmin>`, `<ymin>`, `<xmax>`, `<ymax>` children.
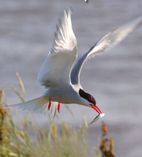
<box><xmin>48</xmin><ymin>98</ymin><xmax>52</xmax><ymax>110</ymax></box>
<box><xmin>57</xmin><ymin>102</ymin><xmax>61</xmax><ymax>113</ymax></box>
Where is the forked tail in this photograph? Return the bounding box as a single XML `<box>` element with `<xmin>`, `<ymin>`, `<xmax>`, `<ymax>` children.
<box><xmin>8</xmin><ymin>96</ymin><xmax>49</xmax><ymax>113</ymax></box>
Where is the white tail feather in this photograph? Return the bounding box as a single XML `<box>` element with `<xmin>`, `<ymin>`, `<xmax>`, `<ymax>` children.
<box><xmin>9</xmin><ymin>96</ymin><xmax>49</xmax><ymax>113</ymax></box>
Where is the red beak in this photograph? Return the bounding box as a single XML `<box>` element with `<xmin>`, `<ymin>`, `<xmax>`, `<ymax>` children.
<box><xmin>90</xmin><ymin>104</ymin><xmax>102</xmax><ymax>114</ymax></box>
<box><xmin>89</xmin><ymin>104</ymin><xmax>105</xmax><ymax>124</ymax></box>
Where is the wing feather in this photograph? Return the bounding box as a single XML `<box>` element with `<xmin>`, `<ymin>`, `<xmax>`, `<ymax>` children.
<box><xmin>71</xmin><ymin>17</ymin><xmax>142</xmax><ymax>85</ymax></box>
<box><xmin>38</xmin><ymin>10</ymin><xmax>77</xmax><ymax>87</ymax></box>
<box><xmin>51</xmin><ymin>10</ymin><xmax>76</xmax><ymax>54</ymax></box>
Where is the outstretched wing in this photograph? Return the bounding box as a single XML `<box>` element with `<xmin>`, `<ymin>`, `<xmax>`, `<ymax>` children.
<box><xmin>71</xmin><ymin>17</ymin><xmax>142</xmax><ymax>85</ymax></box>
<box><xmin>38</xmin><ymin>10</ymin><xmax>77</xmax><ymax>88</ymax></box>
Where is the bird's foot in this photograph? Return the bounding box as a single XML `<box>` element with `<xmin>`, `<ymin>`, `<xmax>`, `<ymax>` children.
<box><xmin>48</xmin><ymin>99</ymin><xmax>61</xmax><ymax>113</ymax></box>
<box><xmin>57</xmin><ymin>102</ymin><xmax>61</xmax><ymax>113</ymax></box>
<box><xmin>48</xmin><ymin>98</ymin><xmax>52</xmax><ymax>110</ymax></box>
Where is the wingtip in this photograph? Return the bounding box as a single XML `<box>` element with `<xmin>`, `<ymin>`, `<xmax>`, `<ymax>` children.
<box><xmin>132</xmin><ymin>16</ymin><xmax>142</xmax><ymax>29</ymax></box>
<box><xmin>57</xmin><ymin>9</ymin><xmax>72</xmax><ymax>28</ymax></box>
<box><xmin>64</xmin><ymin>8</ymin><xmax>73</xmax><ymax>18</ymax></box>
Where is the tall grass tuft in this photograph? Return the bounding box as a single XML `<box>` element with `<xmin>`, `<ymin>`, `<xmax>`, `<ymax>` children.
<box><xmin>0</xmin><ymin>89</ymin><xmax>32</xmax><ymax>157</ymax></box>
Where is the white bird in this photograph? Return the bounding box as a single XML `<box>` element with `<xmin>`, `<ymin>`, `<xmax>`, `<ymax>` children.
<box><xmin>11</xmin><ymin>10</ymin><xmax>142</xmax><ymax>122</ymax></box>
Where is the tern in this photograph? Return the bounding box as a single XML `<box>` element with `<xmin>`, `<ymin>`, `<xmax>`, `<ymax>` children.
<box><xmin>12</xmin><ymin>10</ymin><xmax>142</xmax><ymax>122</ymax></box>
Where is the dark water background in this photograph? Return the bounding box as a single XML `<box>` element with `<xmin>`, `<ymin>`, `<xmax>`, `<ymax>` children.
<box><xmin>0</xmin><ymin>0</ymin><xmax>142</xmax><ymax>156</ymax></box>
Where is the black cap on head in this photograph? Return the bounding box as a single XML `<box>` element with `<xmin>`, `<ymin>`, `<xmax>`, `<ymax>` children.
<box><xmin>79</xmin><ymin>89</ymin><xmax>96</xmax><ymax>104</ymax></box>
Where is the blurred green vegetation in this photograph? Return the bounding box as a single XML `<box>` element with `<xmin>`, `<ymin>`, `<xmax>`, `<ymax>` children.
<box><xmin>0</xmin><ymin>73</ymin><xmax>116</xmax><ymax>157</ymax></box>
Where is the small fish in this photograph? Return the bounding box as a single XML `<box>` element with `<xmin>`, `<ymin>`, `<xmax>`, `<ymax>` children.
<box><xmin>90</xmin><ymin>113</ymin><xmax>105</xmax><ymax>124</ymax></box>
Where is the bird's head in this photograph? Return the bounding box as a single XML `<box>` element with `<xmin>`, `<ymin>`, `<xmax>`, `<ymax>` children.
<box><xmin>79</xmin><ymin>89</ymin><xmax>102</xmax><ymax>114</ymax></box>
<box><xmin>79</xmin><ymin>88</ymin><xmax>105</xmax><ymax>123</ymax></box>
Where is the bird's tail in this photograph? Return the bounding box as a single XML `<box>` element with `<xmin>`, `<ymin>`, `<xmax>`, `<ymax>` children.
<box><xmin>8</xmin><ymin>96</ymin><xmax>49</xmax><ymax>113</ymax></box>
